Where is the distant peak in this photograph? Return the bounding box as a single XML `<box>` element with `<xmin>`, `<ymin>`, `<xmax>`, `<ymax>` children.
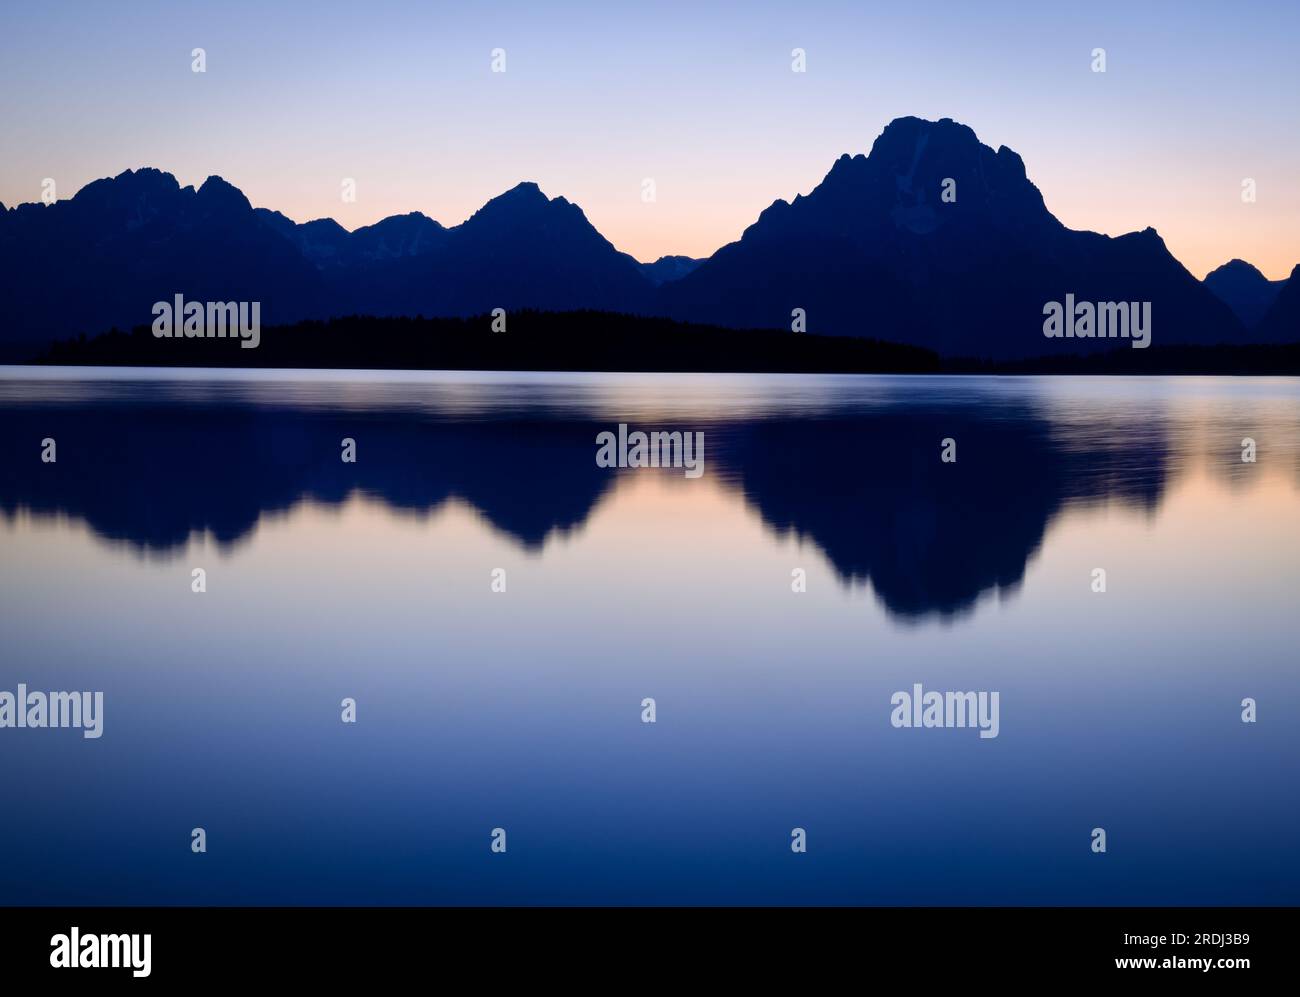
<box><xmin>1120</xmin><ymin>226</ymin><xmax>1167</xmax><ymax>250</ymax></box>
<box><xmin>856</xmin><ymin>116</ymin><xmax>1025</xmax><ymax>191</ymax></box>
<box><xmin>196</xmin><ymin>174</ymin><xmax>252</xmax><ymax>212</ymax></box>
<box><xmin>499</xmin><ymin>181</ymin><xmax>548</xmax><ymax>202</ymax></box>
<box><xmin>300</xmin><ymin>217</ymin><xmax>349</xmax><ymax>236</ymax></box>
<box><xmin>361</xmin><ymin>211</ymin><xmax>445</xmax><ymax>232</ymax></box>
<box><xmin>467</xmin><ymin>182</ymin><xmax>558</xmax><ymax>222</ymax></box>
<box><xmin>72</xmin><ymin>167</ymin><xmax>181</xmax><ymax>204</ymax></box>
<box><xmin>1207</xmin><ymin>258</ymin><xmax>1266</xmax><ymax>279</ymax></box>
<box><xmin>872</xmin><ymin>115</ymin><xmax>982</xmax><ymax>152</ymax></box>
<box><xmin>112</xmin><ymin>166</ymin><xmax>179</xmax><ymax>186</ymax></box>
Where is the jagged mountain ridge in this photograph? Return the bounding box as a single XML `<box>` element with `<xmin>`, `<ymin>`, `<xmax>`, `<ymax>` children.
<box><xmin>659</xmin><ymin>117</ymin><xmax>1256</xmax><ymax>357</ymax></box>
<box><xmin>1</xmin><ymin>116</ymin><xmax>1292</xmax><ymax>360</ymax></box>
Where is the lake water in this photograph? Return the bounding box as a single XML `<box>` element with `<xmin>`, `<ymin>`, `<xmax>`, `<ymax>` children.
<box><xmin>1</xmin><ymin>368</ymin><xmax>1298</xmax><ymax>905</ymax></box>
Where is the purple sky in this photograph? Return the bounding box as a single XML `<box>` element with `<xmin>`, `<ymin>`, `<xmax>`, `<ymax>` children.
<box><xmin>1</xmin><ymin>0</ymin><xmax>1297</xmax><ymax>277</ymax></box>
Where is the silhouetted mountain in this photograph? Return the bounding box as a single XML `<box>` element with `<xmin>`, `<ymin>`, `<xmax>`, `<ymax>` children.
<box><xmin>661</xmin><ymin>117</ymin><xmax>1247</xmax><ymax>358</ymax></box>
<box><xmin>311</xmin><ymin>181</ymin><xmax>659</xmax><ymax>320</ymax></box>
<box><xmin>254</xmin><ymin>210</ymin><xmax>350</xmax><ymax>266</ymax></box>
<box><xmin>1258</xmin><ymin>264</ymin><xmax>1300</xmax><ymax>341</ymax></box>
<box><xmin>2</xmin><ymin>117</ymin><xmax>1289</xmax><ymax>363</ymax></box>
<box><xmin>348</xmin><ymin>211</ymin><xmax>448</xmax><ymax>263</ymax></box>
<box><xmin>0</xmin><ymin>169</ymin><xmax>328</xmax><ymax>356</ymax></box>
<box><xmin>255</xmin><ymin>207</ymin><xmax>449</xmax><ymax>268</ymax></box>
<box><xmin>639</xmin><ymin>255</ymin><xmax>701</xmax><ymax>285</ymax></box>
<box><xmin>1203</xmin><ymin>259</ymin><xmax>1286</xmax><ymax>328</ymax></box>
<box><xmin>0</xmin><ymin>172</ymin><xmax>655</xmax><ymax>356</ymax></box>
<box><xmin>354</xmin><ymin>182</ymin><xmax>653</xmax><ymax>317</ymax></box>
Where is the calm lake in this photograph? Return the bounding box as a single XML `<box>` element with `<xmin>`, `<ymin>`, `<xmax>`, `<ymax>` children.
<box><xmin>1</xmin><ymin>368</ymin><xmax>1298</xmax><ymax>905</ymax></box>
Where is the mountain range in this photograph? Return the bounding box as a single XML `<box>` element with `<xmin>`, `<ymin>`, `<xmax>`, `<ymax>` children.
<box><xmin>1</xmin><ymin>115</ymin><xmax>1294</xmax><ymax>362</ymax></box>
<box><xmin>1203</xmin><ymin>257</ymin><xmax>1300</xmax><ymax>341</ymax></box>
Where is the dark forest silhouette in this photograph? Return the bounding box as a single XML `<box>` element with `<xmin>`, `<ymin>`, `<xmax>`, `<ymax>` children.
<box><xmin>38</xmin><ymin>312</ymin><xmax>1300</xmax><ymax>375</ymax></box>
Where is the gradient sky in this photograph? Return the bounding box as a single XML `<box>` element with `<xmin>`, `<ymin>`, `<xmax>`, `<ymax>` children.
<box><xmin>1</xmin><ymin>0</ymin><xmax>1297</xmax><ymax>277</ymax></box>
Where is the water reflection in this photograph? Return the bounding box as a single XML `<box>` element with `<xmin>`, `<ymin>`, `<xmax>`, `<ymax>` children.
<box><xmin>2</xmin><ymin>369</ymin><xmax>1299</xmax><ymax>905</ymax></box>
<box><xmin>3</xmin><ymin>370</ymin><xmax>1297</xmax><ymax>619</ymax></box>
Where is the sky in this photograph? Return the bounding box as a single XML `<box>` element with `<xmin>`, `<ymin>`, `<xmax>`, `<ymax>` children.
<box><xmin>1</xmin><ymin>0</ymin><xmax>1297</xmax><ymax>278</ymax></box>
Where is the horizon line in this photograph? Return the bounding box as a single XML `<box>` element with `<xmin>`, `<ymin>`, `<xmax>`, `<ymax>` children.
<box><xmin>7</xmin><ymin>149</ymin><xmax>1297</xmax><ymax>282</ymax></box>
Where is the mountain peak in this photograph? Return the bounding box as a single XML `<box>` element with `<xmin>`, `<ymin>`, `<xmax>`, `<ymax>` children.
<box><xmin>375</xmin><ymin>210</ymin><xmax>442</xmax><ymax>227</ymax></box>
<box><xmin>116</xmin><ymin>166</ymin><xmax>179</xmax><ymax>186</ymax></box>
<box><xmin>71</xmin><ymin>167</ymin><xmax>181</xmax><ymax>206</ymax></box>
<box><xmin>347</xmin><ymin>211</ymin><xmax>450</xmax><ymax>263</ymax></box>
<box><xmin>1204</xmin><ymin>257</ymin><xmax>1287</xmax><ymax>328</ymax></box>
<box><xmin>498</xmin><ymin>181</ymin><xmax>548</xmax><ymax>203</ymax></box>
<box><xmin>871</xmin><ymin>115</ymin><xmax>982</xmax><ymax>156</ymax></box>
<box><xmin>464</xmin><ymin>181</ymin><xmax>559</xmax><ymax>225</ymax></box>
<box><xmin>1207</xmin><ymin>258</ymin><xmax>1267</xmax><ymax>281</ymax></box>
<box><xmin>638</xmin><ymin>254</ymin><xmax>702</xmax><ymax>286</ymax></box>
<box><xmin>462</xmin><ymin>180</ymin><xmax>602</xmax><ymax>242</ymax></box>
<box><xmin>351</xmin><ymin>211</ymin><xmax>447</xmax><ymax>239</ymax></box>
<box><xmin>300</xmin><ymin>217</ymin><xmax>349</xmax><ymax>238</ymax></box>
<box><xmin>196</xmin><ymin>175</ymin><xmax>252</xmax><ymax>213</ymax></box>
<box><xmin>661</xmin><ymin>114</ymin><xmax>1242</xmax><ymax>354</ymax></box>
